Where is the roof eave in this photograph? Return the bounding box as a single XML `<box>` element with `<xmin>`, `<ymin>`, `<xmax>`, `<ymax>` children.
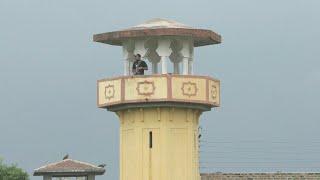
<box><xmin>93</xmin><ymin>28</ymin><xmax>221</xmax><ymax>47</ymax></box>
<box><xmin>33</xmin><ymin>170</ymin><xmax>106</xmax><ymax>176</ymax></box>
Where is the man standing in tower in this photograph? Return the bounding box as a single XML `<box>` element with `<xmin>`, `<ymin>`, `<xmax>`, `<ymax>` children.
<box><xmin>132</xmin><ymin>54</ymin><xmax>148</xmax><ymax>75</ymax></box>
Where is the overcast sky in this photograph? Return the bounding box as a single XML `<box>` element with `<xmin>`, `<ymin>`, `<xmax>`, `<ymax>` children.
<box><xmin>1</xmin><ymin>0</ymin><xmax>320</xmax><ymax>180</ymax></box>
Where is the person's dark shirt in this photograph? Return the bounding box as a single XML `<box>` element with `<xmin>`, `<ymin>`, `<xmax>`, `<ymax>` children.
<box><xmin>132</xmin><ymin>60</ymin><xmax>148</xmax><ymax>75</ymax></box>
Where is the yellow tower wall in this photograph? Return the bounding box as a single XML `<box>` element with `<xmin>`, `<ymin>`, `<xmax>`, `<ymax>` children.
<box><xmin>117</xmin><ymin>107</ymin><xmax>201</xmax><ymax>180</ymax></box>
<box><xmin>97</xmin><ymin>74</ymin><xmax>220</xmax><ymax>180</ymax></box>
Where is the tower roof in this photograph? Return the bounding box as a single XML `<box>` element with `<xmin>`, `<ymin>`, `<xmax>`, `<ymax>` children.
<box><xmin>33</xmin><ymin>159</ymin><xmax>105</xmax><ymax>176</ymax></box>
<box><xmin>93</xmin><ymin>18</ymin><xmax>221</xmax><ymax>47</ymax></box>
<box><xmin>126</xmin><ymin>18</ymin><xmax>191</xmax><ymax>29</ymax></box>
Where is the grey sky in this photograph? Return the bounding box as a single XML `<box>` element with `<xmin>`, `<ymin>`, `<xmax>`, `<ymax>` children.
<box><xmin>1</xmin><ymin>0</ymin><xmax>320</xmax><ymax>179</ymax></box>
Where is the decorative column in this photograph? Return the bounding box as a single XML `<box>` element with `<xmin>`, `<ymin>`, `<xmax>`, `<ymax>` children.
<box><xmin>153</xmin><ymin>61</ymin><xmax>158</xmax><ymax>73</ymax></box>
<box><xmin>188</xmin><ymin>59</ymin><xmax>194</xmax><ymax>74</ymax></box>
<box><xmin>170</xmin><ymin>53</ymin><xmax>182</xmax><ymax>74</ymax></box>
<box><xmin>148</xmin><ymin>51</ymin><xmax>160</xmax><ymax>74</ymax></box>
<box><xmin>161</xmin><ymin>56</ymin><xmax>168</xmax><ymax>74</ymax></box>
<box><xmin>189</xmin><ymin>43</ymin><xmax>194</xmax><ymax>75</ymax></box>
<box><xmin>182</xmin><ymin>57</ymin><xmax>189</xmax><ymax>75</ymax></box>
<box><xmin>145</xmin><ymin>38</ymin><xmax>160</xmax><ymax>74</ymax></box>
<box><xmin>156</xmin><ymin>39</ymin><xmax>172</xmax><ymax>74</ymax></box>
<box><xmin>170</xmin><ymin>39</ymin><xmax>183</xmax><ymax>74</ymax></box>
<box><xmin>180</xmin><ymin>39</ymin><xmax>193</xmax><ymax>75</ymax></box>
<box><xmin>122</xmin><ymin>40</ymin><xmax>134</xmax><ymax>75</ymax></box>
<box><xmin>173</xmin><ymin>61</ymin><xmax>180</xmax><ymax>73</ymax></box>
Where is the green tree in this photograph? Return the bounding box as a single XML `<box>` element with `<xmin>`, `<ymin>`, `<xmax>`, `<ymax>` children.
<box><xmin>0</xmin><ymin>158</ymin><xmax>29</xmax><ymax>180</ymax></box>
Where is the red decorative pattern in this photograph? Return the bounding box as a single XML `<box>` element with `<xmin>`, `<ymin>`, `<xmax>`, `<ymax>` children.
<box><xmin>104</xmin><ymin>84</ymin><xmax>115</xmax><ymax>100</ymax></box>
<box><xmin>181</xmin><ymin>81</ymin><xmax>198</xmax><ymax>97</ymax></box>
<box><xmin>136</xmin><ymin>80</ymin><xmax>156</xmax><ymax>96</ymax></box>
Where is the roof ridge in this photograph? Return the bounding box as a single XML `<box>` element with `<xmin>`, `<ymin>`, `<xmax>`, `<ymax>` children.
<box><xmin>34</xmin><ymin>158</ymin><xmax>103</xmax><ymax>172</ymax></box>
<box><xmin>70</xmin><ymin>159</ymin><xmax>103</xmax><ymax>169</ymax></box>
<box><xmin>34</xmin><ymin>159</ymin><xmax>69</xmax><ymax>171</ymax></box>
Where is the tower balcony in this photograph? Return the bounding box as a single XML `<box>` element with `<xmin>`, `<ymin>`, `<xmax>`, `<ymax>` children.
<box><xmin>97</xmin><ymin>74</ymin><xmax>220</xmax><ymax>111</ymax></box>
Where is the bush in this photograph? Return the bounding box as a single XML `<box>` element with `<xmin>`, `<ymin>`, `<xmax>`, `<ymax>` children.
<box><xmin>0</xmin><ymin>158</ymin><xmax>29</xmax><ymax>180</ymax></box>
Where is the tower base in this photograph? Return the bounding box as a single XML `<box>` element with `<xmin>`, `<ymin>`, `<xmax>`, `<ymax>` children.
<box><xmin>117</xmin><ymin>107</ymin><xmax>201</xmax><ymax>180</ymax></box>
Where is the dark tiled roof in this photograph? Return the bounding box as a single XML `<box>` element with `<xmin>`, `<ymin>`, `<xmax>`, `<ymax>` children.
<box><xmin>33</xmin><ymin>159</ymin><xmax>105</xmax><ymax>176</ymax></box>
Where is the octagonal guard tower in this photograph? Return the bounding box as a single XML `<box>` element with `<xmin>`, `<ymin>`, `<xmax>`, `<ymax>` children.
<box><xmin>94</xmin><ymin>18</ymin><xmax>221</xmax><ymax>180</ymax></box>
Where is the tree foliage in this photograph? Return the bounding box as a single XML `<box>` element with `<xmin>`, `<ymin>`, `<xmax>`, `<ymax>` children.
<box><xmin>0</xmin><ymin>158</ymin><xmax>29</xmax><ymax>180</ymax></box>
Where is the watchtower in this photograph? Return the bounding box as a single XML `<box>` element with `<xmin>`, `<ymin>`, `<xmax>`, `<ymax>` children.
<box><xmin>94</xmin><ymin>18</ymin><xmax>221</xmax><ymax>180</ymax></box>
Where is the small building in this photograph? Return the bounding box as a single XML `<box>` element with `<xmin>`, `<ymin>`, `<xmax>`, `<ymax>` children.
<box><xmin>33</xmin><ymin>158</ymin><xmax>105</xmax><ymax>180</ymax></box>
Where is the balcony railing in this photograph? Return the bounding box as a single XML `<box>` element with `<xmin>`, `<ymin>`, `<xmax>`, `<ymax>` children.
<box><xmin>97</xmin><ymin>74</ymin><xmax>220</xmax><ymax>111</ymax></box>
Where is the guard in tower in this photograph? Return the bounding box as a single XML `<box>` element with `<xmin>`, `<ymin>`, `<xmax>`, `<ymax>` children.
<box><xmin>95</xmin><ymin>18</ymin><xmax>221</xmax><ymax>180</ymax></box>
<box><xmin>132</xmin><ymin>54</ymin><xmax>148</xmax><ymax>75</ymax></box>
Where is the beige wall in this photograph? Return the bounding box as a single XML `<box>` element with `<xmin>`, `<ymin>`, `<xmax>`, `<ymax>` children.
<box><xmin>97</xmin><ymin>75</ymin><xmax>220</xmax><ymax>108</ymax></box>
<box><xmin>118</xmin><ymin>107</ymin><xmax>202</xmax><ymax>180</ymax></box>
